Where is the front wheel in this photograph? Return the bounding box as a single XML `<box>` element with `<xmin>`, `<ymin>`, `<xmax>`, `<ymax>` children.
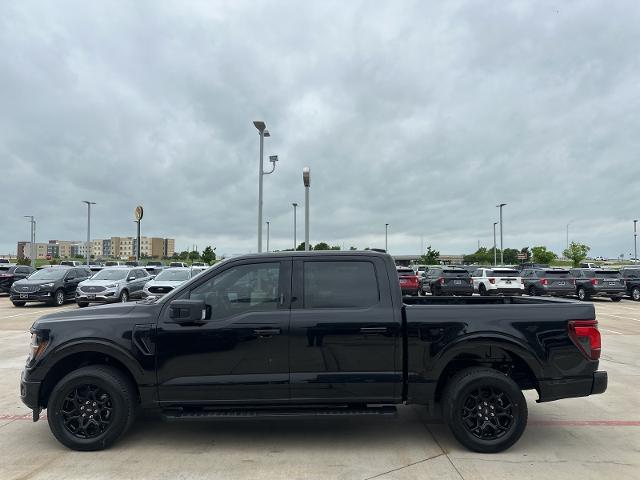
<box><xmin>443</xmin><ymin>367</ymin><xmax>528</xmax><ymax>453</ymax></box>
<box><xmin>12</xmin><ymin>301</ymin><xmax>26</xmax><ymax>307</ymax></box>
<box><xmin>47</xmin><ymin>365</ymin><xmax>137</xmax><ymax>451</ymax></box>
<box><xmin>611</xmin><ymin>296</ymin><xmax>622</xmax><ymax>302</ymax></box>
<box><xmin>632</xmin><ymin>287</ymin><xmax>640</xmax><ymax>301</ymax></box>
<box><xmin>77</xmin><ymin>302</ymin><xmax>89</xmax><ymax>308</ymax></box>
<box><xmin>52</xmin><ymin>289</ymin><xmax>65</xmax><ymax>306</ymax></box>
<box><xmin>119</xmin><ymin>290</ymin><xmax>129</xmax><ymax>303</ymax></box>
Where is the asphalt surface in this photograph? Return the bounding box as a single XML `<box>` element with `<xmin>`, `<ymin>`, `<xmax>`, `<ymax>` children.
<box><xmin>0</xmin><ymin>294</ymin><xmax>638</xmax><ymax>479</ymax></box>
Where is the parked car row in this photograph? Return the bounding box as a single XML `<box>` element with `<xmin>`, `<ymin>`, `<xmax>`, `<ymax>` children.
<box><xmin>8</xmin><ymin>265</ymin><xmax>208</xmax><ymax>307</ymax></box>
<box><xmin>400</xmin><ymin>265</ymin><xmax>640</xmax><ymax>302</ymax></box>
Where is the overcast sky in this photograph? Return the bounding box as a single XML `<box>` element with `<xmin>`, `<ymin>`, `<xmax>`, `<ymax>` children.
<box><xmin>1</xmin><ymin>0</ymin><xmax>639</xmax><ymax>259</ymax></box>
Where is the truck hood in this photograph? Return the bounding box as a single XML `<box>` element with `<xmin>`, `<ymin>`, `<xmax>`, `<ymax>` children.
<box><xmin>145</xmin><ymin>280</ymin><xmax>186</xmax><ymax>288</ymax></box>
<box><xmin>33</xmin><ymin>303</ymin><xmax>137</xmax><ymax>328</ymax></box>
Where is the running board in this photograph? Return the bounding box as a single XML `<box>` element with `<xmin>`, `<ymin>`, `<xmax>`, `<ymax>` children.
<box><xmin>162</xmin><ymin>405</ymin><xmax>397</xmax><ymax>421</ymax></box>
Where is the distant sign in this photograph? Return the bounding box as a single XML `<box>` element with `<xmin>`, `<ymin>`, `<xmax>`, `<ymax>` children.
<box><xmin>46</xmin><ymin>254</ymin><xmax>52</xmax><ymax>260</ymax></box>
<box><xmin>516</xmin><ymin>253</ymin><xmax>527</xmax><ymax>260</ymax></box>
<box><xmin>135</xmin><ymin>205</ymin><xmax>144</xmax><ymax>221</ymax></box>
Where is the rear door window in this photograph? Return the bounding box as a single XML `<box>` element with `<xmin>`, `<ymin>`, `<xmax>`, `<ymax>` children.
<box><xmin>303</xmin><ymin>261</ymin><xmax>379</xmax><ymax>309</ymax></box>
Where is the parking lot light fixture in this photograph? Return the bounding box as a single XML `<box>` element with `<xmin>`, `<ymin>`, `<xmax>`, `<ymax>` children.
<box><xmin>496</xmin><ymin>203</ymin><xmax>506</xmax><ymax>265</ymax></box>
<box><xmin>23</xmin><ymin>215</ymin><xmax>36</xmax><ymax>267</ymax></box>
<box><xmin>303</xmin><ymin>168</ymin><xmax>310</xmax><ymax>251</ymax></box>
<box><xmin>385</xmin><ymin>224</ymin><xmax>389</xmax><ymax>252</ymax></box>
<box><xmin>266</xmin><ymin>221</ymin><xmax>270</xmax><ymax>252</ymax></box>
<box><xmin>493</xmin><ymin>222</ymin><xmax>498</xmax><ymax>266</ymax></box>
<box><xmin>253</xmin><ymin>121</ymin><xmax>277</xmax><ymax>253</ymax></box>
<box><xmin>292</xmin><ymin>203</ymin><xmax>298</xmax><ymax>250</ymax></box>
<box><xmin>634</xmin><ymin>220</ymin><xmax>638</xmax><ymax>262</ymax></box>
<box><xmin>82</xmin><ymin>201</ymin><xmax>96</xmax><ymax>266</ymax></box>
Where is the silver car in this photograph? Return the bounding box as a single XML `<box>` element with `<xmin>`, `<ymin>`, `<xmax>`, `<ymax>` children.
<box><xmin>76</xmin><ymin>267</ymin><xmax>151</xmax><ymax>307</ymax></box>
<box><xmin>142</xmin><ymin>267</ymin><xmax>193</xmax><ymax>298</ymax></box>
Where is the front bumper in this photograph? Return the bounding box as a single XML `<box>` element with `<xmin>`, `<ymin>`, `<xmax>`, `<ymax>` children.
<box><xmin>10</xmin><ymin>292</ymin><xmax>53</xmax><ymax>302</ymax></box>
<box><xmin>76</xmin><ymin>291</ymin><xmax>118</xmax><ymax>303</ymax></box>
<box><xmin>20</xmin><ymin>370</ymin><xmax>41</xmax><ymax>411</ymax></box>
<box><xmin>537</xmin><ymin>370</ymin><xmax>608</xmax><ymax>402</ymax></box>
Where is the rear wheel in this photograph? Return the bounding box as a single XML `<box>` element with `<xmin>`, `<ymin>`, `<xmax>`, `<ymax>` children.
<box><xmin>577</xmin><ymin>287</ymin><xmax>589</xmax><ymax>301</ymax></box>
<box><xmin>431</xmin><ymin>284</ymin><xmax>441</xmax><ymax>296</ymax></box>
<box><xmin>47</xmin><ymin>365</ymin><xmax>137</xmax><ymax>451</ymax></box>
<box><xmin>528</xmin><ymin>286</ymin><xmax>537</xmax><ymax>297</ymax></box>
<box><xmin>12</xmin><ymin>301</ymin><xmax>26</xmax><ymax>307</ymax></box>
<box><xmin>632</xmin><ymin>287</ymin><xmax>640</xmax><ymax>302</ymax></box>
<box><xmin>479</xmin><ymin>285</ymin><xmax>488</xmax><ymax>296</ymax></box>
<box><xmin>443</xmin><ymin>367</ymin><xmax>528</xmax><ymax>453</ymax></box>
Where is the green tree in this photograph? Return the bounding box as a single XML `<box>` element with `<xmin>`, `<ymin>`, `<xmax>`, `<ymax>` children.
<box><xmin>188</xmin><ymin>250</ymin><xmax>201</xmax><ymax>261</ymax></box>
<box><xmin>520</xmin><ymin>247</ymin><xmax>530</xmax><ymax>261</ymax></box>
<box><xmin>464</xmin><ymin>247</ymin><xmax>492</xmax><ymax>265</ymax></box>
<box><xmin>313</xmin><ymin>242</ymin><xmax>330</xmax><ymax>251</ymax></box>
<box><xmin>295</xmin><ymin>242</ymin><xmax>307</xmax><ymax>251</ymax></box>
<box><xmin>531</xmin><ymin>246</ymin><xmax>557</xmax><ymax>264</ymax></box>
<box><xmin>178</xmin><ymin>250</ymin><xmax>190</xmax><ymax>261</ymax></box>
<box><xmin>563</xmin><ymin>241</ymin><xmax>590</xmax><ymax>267</ymax></box>
<box><xmin>17</xmin><ymin>257</ymin><xmax>31</xmax><ymax>266</ymax></box>
<box><xmin>201</xmin><ymin>246</ymin><xmax>216</xmax><ymax>264</ymax></box>
<box><xmin>349</xmin><ymin>246</ymin><xmax>358</xmax><ymax>251</ymax></box>
<box><xmin>419</xmin><ymin>245</ymin><xmax>440</xmax><ymax>264</ymax></box>
<box><xmin>330</xmin><ymin>245</ymin><xmax>341</xmax><ymax>250</ymax></box>
<box><xmin>502</xmin><ymin>248</ymin><xmax>520</xmax><ymax>264</ymax></box>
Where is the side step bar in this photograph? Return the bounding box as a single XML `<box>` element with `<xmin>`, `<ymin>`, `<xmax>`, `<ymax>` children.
<box><xmin>163</xmin><ymin>405</ymin><xmax>397</xmax><ymax>421</ymax></box>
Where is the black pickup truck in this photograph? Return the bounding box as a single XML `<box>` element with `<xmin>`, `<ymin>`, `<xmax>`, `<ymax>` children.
<box><xmin>20</xmin><ymin>251</ymin><xmax>607</xmax><ymax>453</ymax></box>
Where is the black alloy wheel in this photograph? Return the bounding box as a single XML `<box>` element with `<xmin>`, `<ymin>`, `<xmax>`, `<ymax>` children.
<box><xmin>60</xmin><ymin>384</ymin><xmax>114</xmax><ymax>439</ymax></box>
<box><xmin>53</xmin><ymin>289</ymin><xmax>65</xmax><ymax>306</ymax></box>
<box><xmin>577</xmin><ymin>287</ymin><xmax>588</xmax><ymax>301</ymax></box>
<box><xmin>443</xmin><ymin>367</ymin><xmax>527</xmax><ymax>453</ymax></box>
<box><xmin>528</xmin><ymin>286</ymin><xmax>537</xmax><ymax>297</ymax></box>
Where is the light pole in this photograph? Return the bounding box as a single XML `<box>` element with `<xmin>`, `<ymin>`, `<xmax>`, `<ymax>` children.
<box><xmin>496</xmin><ymin>203</ymin><xmax>506</xmax><ymax>265</ymax></box>
<box><xmin>253</xmin><ymin>121</ymin><xmax>278</xmax><ymax>253</ymax></box>
<box><xmin>292</xmin><ymin>203</ymin><xmax>298</xmax><ymax>250</ymax></box>
<box><xmin>23</xmin><ymin>216</ymin><xmax>36</xmax><ymax>267</ymax></box>
<box><xmin>82</xmin><ymin>201</ymin><xmax>96</xmax><ymax>266</ymax></box>
<box><xmin>566</xmin><ymin>221</ymin><xmax>574</xmax><ymax>251</ymax></box>
<box><xmin>133</xmin><ymin>220</ymin><xmax>140</xmax><ymax>261</ymax></box>
<box><xmin>493</xmin><ymin>222</ymin><xmax>498</xmax><ymax>266</ymax></box>
<box><xmin>266</xmin><ymin>221</ymin><xmax>270</xmax><ymax>252</ymax></box>
<box><xmin>634</xmin><ymin>220</ymin><xmax>638</xmax><ymax>262</ymax></box>
<box><xmin>385</xmin><ymin>224</ymin><xmax>389</xmax><ymax>251</ymax></box>
<box><xmin>303</xmin><ymin>167</ymin><xmax>310</xmax><ymax>251</ymax></box>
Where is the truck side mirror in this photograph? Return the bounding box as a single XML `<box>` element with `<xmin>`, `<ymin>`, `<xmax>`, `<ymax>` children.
<box><xmin>169</xmin><ymin>299</ymin><xmax>206</xmax><ymax>324</ymax></box>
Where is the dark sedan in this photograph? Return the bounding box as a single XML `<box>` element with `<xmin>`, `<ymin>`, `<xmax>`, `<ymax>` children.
<box><xmin>10</xmin><ymin>266</ymin><xmax>91</xmax><ymax>306</ymax></box>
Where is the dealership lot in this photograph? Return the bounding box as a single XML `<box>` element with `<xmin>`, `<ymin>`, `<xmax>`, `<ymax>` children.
<box><xmin>0</xmin><ymin>295</ymin><xmax>638</xmax><ymax>480</ymax></box>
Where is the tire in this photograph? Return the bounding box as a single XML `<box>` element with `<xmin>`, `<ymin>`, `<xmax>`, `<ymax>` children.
<box><xmin>119</xmin><ymin>290</ymin><xmax>129</xmax><ymax>303</ymax></box>
<box><xmin>52</xmin><ymin>289</ymin><xmax>65</xmax><ymax>306</ymax></box>
<box><xmin>77</xmin><ymin>302</ymin><xmax>89</xmax><ymax>308</ymax></box>
<box><xmin>479</xmin><ymin>285</ymin><xmax>488</xmax><ymax>297</ymax></box>
<box><xmin>47</xmin><ymin>365</ymin><xmax>137</xmax><ymax>451</ymax></box>
<box><xmin>442</xmin><ymin>367</ymin><xmax>528</xmax><ymax>453</ymax></box>
<box><xmin>611</xmin><ymin>296</ymin><xmax>622</xmax><ymax>302</ymax></box>
<box><xmin>431</xmin><ymin>284</ymin><xmax>440</xmax><ymax>296</ymax></box>
<box><xmin>528</xmin><ymin>286</ymin><xmax>537</xmax><ymax>297</ymax></box>
<box><xmin>632</xmin><ymin>287</ymin><xmax>640</xmax><ymax>302</ymax></box>
<box><xmin>12</xmin><ymin>301</ymin><xmax>26</xmax><ymax>307</ymax></box>
<box><xmin>577</xmin><ymin>288</ymin><xmax>589</xmax><ymax>301</ymax></box>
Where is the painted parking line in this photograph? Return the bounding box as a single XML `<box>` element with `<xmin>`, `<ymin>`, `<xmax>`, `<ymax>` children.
<box><xmin>600</xmin><ymin>328</ymin><xmax>623</xmax><ymax>335</ymax></box>
<box><xmin>598</xmin><ymin>313</ymin><xmax>640</xmax><ymax>322</ymax></box>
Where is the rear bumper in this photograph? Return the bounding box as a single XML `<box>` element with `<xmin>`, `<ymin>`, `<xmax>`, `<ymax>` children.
<box><xmin>537</xmin><ymin>370</ymin><xmax>608</xmax><ymax>402</ymax></box>
<box><xmin>590</xmin><ymin>289</ymin><xmax>626</xmax><ymax>297</ymax></box>
<box><xmin>488</xmin><ymin>287</ymin><xmax>524</xmax><ymax>295</ymax></box>
<box><xmin>401</xmin><ymin>287</ymin><xmax>419</xmax><ymax>295</ymax></box>
<box><xmin>541</xmin><ymin>288</ymin><xmax>576</xmax><ymax>297</ymax></box>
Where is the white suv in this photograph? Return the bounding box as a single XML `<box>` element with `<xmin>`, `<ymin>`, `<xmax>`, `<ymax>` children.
<box><xmin>472</xmin><ymin>268</ymin><xmax>524</xmax><ymax>296</ymax></box>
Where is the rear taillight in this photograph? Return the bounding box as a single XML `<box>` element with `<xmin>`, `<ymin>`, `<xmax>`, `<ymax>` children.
<box><xmin>591</xmin><ymin>279</ymin><xmax>598</xmax><ymax>285</ymax></box>
<box><xmin>439</xmin><ymin>277</ymin><xmax>445</xmax><ymax>285</ymax></box>
<box><xmin>541</xmin><ymin>278</ymin><xmax>548</xmax><ymax>286</ymax></box>
<box><xmin>568</xmin><ymin>320</ymin><xmax>601</xmax><ymax>361</ymax></box>
<box><xmin>488</xmin><ymin>278</ymin><xmax>496</xmax><ymax>284</ymax></box>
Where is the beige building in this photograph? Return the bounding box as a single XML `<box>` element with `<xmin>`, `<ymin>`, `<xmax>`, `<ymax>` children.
<box><xmin>91</xmin><ymin>240</ymin><xmax>103</xmax><ymax>258</ymax></box>
<box><xmin>164</xmin><ymin>238</ymin><xmax>175</xmax><ymax>258</ymax></box>
<box><xmin>21</xmin><ymin>242</ymin><xmax>49</xmax><ymax>260</ymax></box>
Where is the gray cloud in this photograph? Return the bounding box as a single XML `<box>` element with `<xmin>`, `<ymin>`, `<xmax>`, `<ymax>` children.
<box><xmin>1</xmin><ymin>0</ymin><xmax>639</xmax><ymax>259</ymax></box>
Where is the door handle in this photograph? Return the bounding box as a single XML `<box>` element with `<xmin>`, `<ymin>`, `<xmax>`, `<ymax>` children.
<box><xmin>254</xmin><ymin>328</ymin><xmax>281</xmax><ymax>337</ymax></box>
<box><xmin>360</xmin><ymin>327</ymin><xmax>388</xmax><ymax>334</ymax></box>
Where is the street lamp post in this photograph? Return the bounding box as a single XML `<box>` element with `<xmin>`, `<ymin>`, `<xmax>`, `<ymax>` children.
<box><xmin>266</xmin><ymin>221</ymin><xmax>270</xmax><ymax>252</ymax></box>
<box><xmin>253</xmin><ymin>121</ymin><xmax>278</xmax><ymax>253</ymax></box>
<box><xmin>23</xmin><ymin>216</ymin><xmax>36</xmax><ymax>267</ymax></box>
<box><xmin>82</xmin><ymin>201</ymin><xmax>96</xmax><ymax>266</ymax></box>
<box><xmin>634</xmin><ymin>220</ymin><xmax>638</xmax><ymax>262</ymax></box>
<box><xmin>303</xmin><ymin>167</ymin><xmax>310</xmax><ymax>251</ymax></box>
<box><xmin>496</xmin><ymin>203</ymin><xmax>506</xmax><ymax>265</ymax></box>
<box><xmin>493</xmin><ymin>222</ymin><xmax>498</xmax><ymax>266</ymax></box>
<box><xmin>292</xmin><ymin>203</ymin><xmax>298</xmax><ymax>250</ymax></box>
<box><xmin>133</xmin><ymin>220</ymin><xmax>140</xmax><ymax>261</ymax></box>
<box><xmin>385</xmin><ymin>224</ymin><xmax>389</xmax><ymax>252</ymax></box>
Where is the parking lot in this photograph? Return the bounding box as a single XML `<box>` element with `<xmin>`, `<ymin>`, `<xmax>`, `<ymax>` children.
<box><xmin>0</xmin><ymin>294</ymin><xmax>638</xmax><ymax>480</ymax></box>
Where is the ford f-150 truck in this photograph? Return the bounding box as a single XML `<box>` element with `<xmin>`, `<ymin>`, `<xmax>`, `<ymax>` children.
<box><xmin>20</xmin><ymin>251</ymin><xmax>607</xmax><ymax>453</ymax></box>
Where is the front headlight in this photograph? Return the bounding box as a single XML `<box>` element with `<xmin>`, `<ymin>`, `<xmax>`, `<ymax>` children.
<box><xmin>41</xmin><ymin>283</ymin><xmax>54</xmax><ymax>288</ymax></box>
<box><xmin>105</xmin><ymin>283</ymin><xmax>118</xmax><ymax>289</ymax></box>
<box><xmin>27</xmin><ymin>332</ymin><xmax>49</xmax><ymax>365</ymax></box>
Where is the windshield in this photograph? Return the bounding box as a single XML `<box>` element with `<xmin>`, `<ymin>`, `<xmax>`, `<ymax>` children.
<box><xmin>0</xmin><ymin>266</ymin><xmax>11</xmax><ymax>273</ymax></box>
<box><xmin>156</xmin><ymin>269</ymin><xmax>191</xmax><ymax>281</ymax></box>
<box><xmin>28</xmin><ymin>268</ymin><xmax>66</xmax><ymax>281</ymax></box>
<box><xmin>598</xmin><ymin>271</ymin><xmax>622</xmax><ymax>278</ymax></box>
<box><xmin>91</xmin><ymin>269</ymin><xmax>128</xmax><ymax>280</ymax></box>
